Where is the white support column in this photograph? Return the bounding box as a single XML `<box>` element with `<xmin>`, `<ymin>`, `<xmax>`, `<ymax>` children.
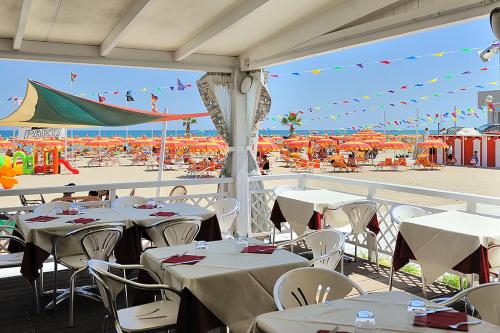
<box><xmin>231</xmin><ymin>69</ymin><xmax>250</xmax><ymax>236</ymax></box>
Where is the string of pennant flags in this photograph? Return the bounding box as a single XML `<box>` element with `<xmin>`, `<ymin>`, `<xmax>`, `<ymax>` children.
<box><xmin>308</xmin><ymin>65</ymin><xmax>499</xmax><ymax>107</ymax></box>
<box><xmin>269</xmin><ymin>47</ymin><xmax>484</xmax><ymax>78</ymax></box>
<box><xmin>269</xmin><ymin>79</ymin><xmax>499</xmax><ymax>123</ymax></box>
<box><xmin>263</xmin><ymin>105</ymin><xmax>489</xmax><ymax>132</ymax></box>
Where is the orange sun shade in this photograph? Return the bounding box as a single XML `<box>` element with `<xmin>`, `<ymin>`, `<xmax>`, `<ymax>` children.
<box><xmin>418</xmin><ymin>140</ymin><xmax>448</xmax><ymax>149</ymax></box>
<box><xmin>338</xmin><ymin>141</ymin><xmax>371</xmax><ymax>151</ymax></box>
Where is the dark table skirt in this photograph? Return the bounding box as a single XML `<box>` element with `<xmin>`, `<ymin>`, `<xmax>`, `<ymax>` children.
<box><xmin>392</xmin><ymin>232</ymin><xmax>491</xmax><ymax>283</ymax></box>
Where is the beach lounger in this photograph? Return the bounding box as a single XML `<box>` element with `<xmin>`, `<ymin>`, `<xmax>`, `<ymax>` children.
<box><xmin>375</xmin><ymin>157</ymin><xmax>392</xmax><ymax>170</ymax></box>
<box><xmin>391</xmin><ymin>158</ymin><xmax>407</xmax><ymax>171</ymax></box>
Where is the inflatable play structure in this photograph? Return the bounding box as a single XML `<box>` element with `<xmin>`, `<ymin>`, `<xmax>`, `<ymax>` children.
<box><xmin>0</xmin><ymin>155</ymin><xmax>18</xmax><ymax>189</ymax></box>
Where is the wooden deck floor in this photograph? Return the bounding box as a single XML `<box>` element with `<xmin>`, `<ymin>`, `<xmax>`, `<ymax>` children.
<box><xmin>0</xmin><ymin>258</ymin><xmax>457</xmax><ymax>333</ymax></box>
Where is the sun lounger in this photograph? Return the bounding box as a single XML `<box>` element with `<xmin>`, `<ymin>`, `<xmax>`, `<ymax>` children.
<box><xmin>375</xmin><ymin>157</ymin><xmax>392</xmax><ymax>170</ymax></box>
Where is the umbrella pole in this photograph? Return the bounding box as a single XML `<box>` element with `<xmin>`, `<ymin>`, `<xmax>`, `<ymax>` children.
<box><xmin>156</xmin><ymin>109</ymin><xmax>168</xmax><ymax>198</ymax></box>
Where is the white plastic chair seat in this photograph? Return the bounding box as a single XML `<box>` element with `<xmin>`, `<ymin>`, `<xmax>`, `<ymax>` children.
<box><xmin>117</xmin><ymin>299</ymin><xmax>178</xmax><ymax>331</ymax></box>
<box><xmin>59</xmin><ymin>254</ymin><xmax>117</xmax><ymax>270</ymax></box>
<box><xmin>0</xmin><ymin>252</ymin><xmax>24</xmax><ymax>268</ymax></box>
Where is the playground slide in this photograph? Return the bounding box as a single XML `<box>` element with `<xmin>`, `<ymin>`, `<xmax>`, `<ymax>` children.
<box><xmin>59</xmin><ymin>159</ymin><xmax>80</xmax><ymax>174</ymax></box>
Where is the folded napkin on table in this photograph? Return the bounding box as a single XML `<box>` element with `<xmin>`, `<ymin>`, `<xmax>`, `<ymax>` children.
<box><xmin>26</xmin><ymin>216</ymin><xmax>57</xmax><ymax>222</ymax></box>
<box><xmin>68</xmin><ymin>218</ymin><xmax>100</xmax><ymax>225</ymax></box>
<box><xmin>241</xmin><ymin>245</ymin><xmax>276</xmax><ymax>254</ymax></box>
<box><xmin>134</xmin><ymin>204</ymin><xmax>157</xmax><ymax>209</ymax></box>
<box><xmin>414</xmin><ymin>311</ymin><xmax>468</xmax><ymax>331</ymax></box>
<box><xmin>162</xmin><ymin>255</ymin><xmax>205</xmax><ymax>265</ymax></box>
<box><xmin>60</xmin><ymin>210</ymin><xmax>78</xmax><ymax>215</ymax></box>
<box><xmin>149</xmin><ymin>211</ymin><xmax>177</xmax><ymax>217</ymax></box>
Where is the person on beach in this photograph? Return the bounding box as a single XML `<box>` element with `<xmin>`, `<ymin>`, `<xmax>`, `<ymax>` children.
<box><xmin>470</xmin><ymin>151</ymin><xmax>479</xmax><ymax>167</ymax></box>
<box><xmin>347</xmin><ymin>153</ymin><xmax>356</xmax><ymax>167</ymax></box>
<box><xmin>260</xmin><ymin>155</ymin><xmax>270</xmax><ymax>174</ymax></box>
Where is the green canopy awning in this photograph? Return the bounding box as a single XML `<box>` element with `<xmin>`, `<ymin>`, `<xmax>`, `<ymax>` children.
<box><xmin>0</xmin><ymin>80</ymin><xmax>208</xmax><ymax>128</ymax></box>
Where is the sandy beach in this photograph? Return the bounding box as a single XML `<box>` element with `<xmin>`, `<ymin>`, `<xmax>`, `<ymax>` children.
<box><xmin>4</xmin><ymin>151</ymin><xmax>500</xmax><ymax>210</ymax></box>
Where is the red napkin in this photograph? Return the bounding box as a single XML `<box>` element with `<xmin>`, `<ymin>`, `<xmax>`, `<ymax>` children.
<box><xmin>135</xmin><ymin>204</ymin><xmax>157</xmax><ymax>209</ymax></box>
<box><xmin>26</xmin><ymin>216</ymin><xmax>57</xmax><ymax>222</ymax></box>
<box><xmin>162</xmin><ymin>255</ymin><xmax>205</xmax><ymax>265</ymax></box>
<box><xmin>149</xmin><ymin>211</ymin><xmax>177</xmax><ymax>217</ymax></box>
<box><xmin>414</xmin><ymin>311</ymin><xmax>468</xmax><ymax>331</ymax></box>
<box><xmin>241</xmin><ymin>245</ymin><xmax>276</xmax><ymax>254</ymax></box>
<box><xmin>70</xmin><ymin>218</ymin><xmax>99</xmax><ymax>224</ymax></box>
<box><xmin>60</xmin><ymin>210</ymin><xmax>78</xmax><ymax>216</ymax></box>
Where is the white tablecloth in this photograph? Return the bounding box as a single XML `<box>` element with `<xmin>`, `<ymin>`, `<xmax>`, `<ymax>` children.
<box><xmin>18</xmin><ymin>208</ymin><xmax>133</xmax><ymax>254</ymax></box>
<box><xmin>400</xmin><ymin>210</ymin><xmax>500</xmax><ymax>283</ymax></box>
<box><xmin>276</xmin><ymin>189</ymin><xmax>363</xmax><ymax>235</ymax></box>
<box><xmin>113</xmin><ymin>202</ymin><xmax>214</xmax><ymax>228</ymax></box>
<box><xmin>253</xmin><ymin>291</ymin><xmax>500</xmax><ymax>333</ymax></box>
<box><xmin>141</xmin><ymin>239</ymin><xmax>309</xmax><ymax>333</ymax></box>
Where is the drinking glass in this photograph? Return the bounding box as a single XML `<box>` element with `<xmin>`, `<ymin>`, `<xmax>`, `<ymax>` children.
<box><xmin>146</xmin><ymin>198</ymin><xmax>156</xmax><ymax>208</ymax></box>
<box><xmin>195</xmin><ymin>240</ymin><xmax>207</xmax><ymax>255</ymax></box>
<box><xmin>354</xmin><ymin>310</ymin><xmax>376</xmax><ymax>333</ymax></box>
<box><xmin>407</xmin><ymin>299</ymin><xmax>427</xmax><ymax>328</ymax></box>
<box><xmin>236</xmin><ymin>236</ymin><xmax>248</xmax><ymax>252</ymax></box>
<box><xmin>69</xmin><ymin>203</ymin><xmax>79</xmax><ymax>215</ymax></box>
<box><xmin>51</xmin><ymin>207</ymin><xmax>63</xmax><ymax>216</ymax></box>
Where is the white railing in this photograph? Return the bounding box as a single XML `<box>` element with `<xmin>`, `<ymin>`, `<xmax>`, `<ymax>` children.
<box><xmin>249</xmin><ymin>173</ymin><xmax>500</xmax><ymax>257</ymax></box>
<box><xmin>0</xmin><ymin>177</ymin><xmax>233</xmax><ymax>215</ymax></box>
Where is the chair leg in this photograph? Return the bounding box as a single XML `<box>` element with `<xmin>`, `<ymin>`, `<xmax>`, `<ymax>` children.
<box><xmin>272</xmin><ymin>228</ymin><xmax>276</xmax><ymax>245</ymax></box>
<box><xmin>375</xmin><ymin>247</ymin><xmax>379</xmax><ymax>272</ymax></box>
<box><xmin>33</xmin><ymin>278</ymin><xmax>40</xmax><ymax>314</ymax></box>
<box><xmin>340</xmin><ymin>250</ymin><xmax>344</xmax><ymax>274</ymax></box>
<box><xmin>102</xmin><ymin>314</ymin><xmax>108</xmax><ymax>333</ymax></box>
<box><xmin>52</xmin><ymin>261</ymin><xmax>58</xmax><ymax>310</ymax></box>
<box><xmin>354</xmin><ymin>237</ymin><xmax>358</xmax><ymax>262</ymax></box>
<box><xmin>389</xmin><ymin>266</ymin><xmax>394</xmax><ymax>291</ymax></box>
<box><xmin>40</xmin><ymin>265</ymin><xmax>44</xmax><ymax>293</ymax></box>
<box><xmin>69</xmin><ymin>267</ymin><xmax>86</xmax><ymax>327</ymax></box>
<box><xmin>290</xmin><ymin>229</ymin><xmax>294</xmax><ymax>253</ymax></box>
<box><xmin>123</xmin><ymin>269</ymin><xmax>129</xmax><ymax>307</ymax></box>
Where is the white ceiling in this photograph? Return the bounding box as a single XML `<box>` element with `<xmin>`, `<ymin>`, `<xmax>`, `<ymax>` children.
<box><xmin>0</xmin><ymin>0</ymin><xmax>497</xmax><ymax>72</ymax></box>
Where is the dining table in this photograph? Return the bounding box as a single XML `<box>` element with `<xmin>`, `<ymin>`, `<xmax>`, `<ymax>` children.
<box><xmin>270</xmin><ymin>189</ymin><xmax>379</xmax><ymax>235</ymax></box>
<box><xmin>140</xmin><ymin>239</ymin><xmax>310</xmax><ymax>333</ymax></box>
<box><xmin>115</xmin><ymin>202</ymin><xmax>222</xmax><ymax>242</ymax></box>
<box><xmin>253</xmin><ymin>290</ymin><xmax>500</xmax><ymax>332</ymax></box>
<box><xmin>9</xmin><ymin>207</ymin><xmax>140</xmax><ymax>283</ymax></box>
<box><xmin>392</xmin><ymin>210</ymin><xmax>500</xmax><ymax>284</ymax></box>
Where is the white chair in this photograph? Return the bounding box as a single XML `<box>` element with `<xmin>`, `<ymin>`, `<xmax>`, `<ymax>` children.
<box><xmin>210</xmin><ymin>198</ymin><xmax>240</xmax><ymax>239</ymax></box>
<box><xmin>323</xmin><ymin>200</ymin><xmax>379</xmax><ymax>269</ymax></box>
<box><xmin>145</xmin><ymin>218</ymin><xmax>202</xmax><ymax>247</ymax></box>
<box><xmin>110</xmin><ymin>196</ymin><xmax>147</xmax><ymax>209</ymax></box>
<box><xmin>33</xmin><ymin>201</ymin><xmax>71</xmax><ymax>215</ymax></box>
<box><xmin>272</xmin><ymin>185</ymin><xmax>303</xmax><ymax>245</ymax></box>
<box><xmin>278</xmin><ymin>230</ymin><xmax>345</xmax><ymax>272</ymax></box>
<box><xmin>488</xmin><ymin>244</ymin><xmax>500</xmax><ymax>282</ymax></box>
<box><xmin>168</xmin><ymin>185</ymin><xmax>187</xmax><ymax>203</ymax></box>
<box><xmin>273</xmin><ymin>267</ymin><xmax>365</xmax><ymax>311</ymax></box>
<box><xmin>88</xmin><ymin>259</ymin><xmax>180</xmax><ymax>333</ymax></box>
<box><xmin>0</xmin><ymin>227</ymin><xmax>40</xmax><ymax>313</ymax></box>
<box><xmin>389</xmin><ymin>205</ymin><xmax>429</xmax><ymax>225</ymax></box>
<box><xmin>439</xmin><ymin>282</ymin><xmax>500</xmax><ymax>326</ymax></box>
<box><xmin>49</xmin><ymin>223</ymin><xmax>124</xmax><ymax>326</ymax></box>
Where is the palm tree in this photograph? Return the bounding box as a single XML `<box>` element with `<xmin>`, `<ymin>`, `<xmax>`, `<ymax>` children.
<box><xmin>281</xmin><ymin>112</ymin><xmax>302</xmax><ymax>136</ymax></box>
<box><xmin>182</xmin><ymin>118</ymin><xmax>197</xmax><ymax>137</ymax></box>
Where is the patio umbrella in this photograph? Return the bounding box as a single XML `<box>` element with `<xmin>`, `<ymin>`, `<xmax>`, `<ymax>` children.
<box><xmin>316</xmin><ymin>138</ymin><xmax>336</xmax><ymax>147</ymax></box>
<box><xmin>338</xmin><ymin>141</ymin><xmax>371</xmax><ymax>151</ymax></box>
<box><xmin>381</xmin><ymin>141</ymin><xmax>409</xmax><ymax>150</ymax></box>
<box><xmin>0</xmin><ymin>138</ymin><xmax>13</xmax><ymax>149</ymax></box>
<box><xmin>257</xmin><ymin>141</ymin><xmax>278</xmax><ymax>153</ymax></box>
<box><xmin>418</xmin><ymin>140</ymin><xmax>448</xmax><ymax>149</ymax></box>
<box><xmin>189</xmin><ymin>142</ymin><xmax>224</xmax><ymax>153</ymax></box>
<box><xmin>363</xmin><ymin>139</ymin><xmax>384</xmax><ymax>149</ymax></box>
<box><xmin>33</xmin><ymin>138</ymin><xmax>65</xmax><ymax>148</ymax></box>
<box><xmin>85</xmin><ymin>137</ymin><xmax>117</xmax><ymax>147</ymax></box>
<box><xmin>129</xmin><ymin>136</ymin><xmax>155</xmax><ymax>147</ymax></box>
<box><xmin>286</xmin><ymin>139</ymin><xmax>309</xmax><ymax>149</ymax></box>
<box><xmin>163</xmin><ymin>140</ymin><xmax>184</xmax><ymax>150</ymax></box>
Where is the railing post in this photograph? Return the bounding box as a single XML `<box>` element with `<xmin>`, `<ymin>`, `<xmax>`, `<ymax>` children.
<box><xmin>298</xmin><ymin>174</ymin><xmax>306</xmax><ymax>189</ymax></box>
<box><xmin>109</xmin><ymin>189</ymin><xmax>116</xmax><ymax>204</ymax></box>
<box><xmin>367</xmin><ymin>186</ymin><xmax>376</xmax><ymax>199</ymax></box>
<box><xmin>466</xmin><ymin>201</ymin><xmax>477</xmax><ymax>214</ymax></box>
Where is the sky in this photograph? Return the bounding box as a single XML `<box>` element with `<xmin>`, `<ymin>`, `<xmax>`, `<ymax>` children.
<box><xmin>0</xmin><ymin>16</ymin><xmax>498</xmax><ymax>133</ymax></box>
